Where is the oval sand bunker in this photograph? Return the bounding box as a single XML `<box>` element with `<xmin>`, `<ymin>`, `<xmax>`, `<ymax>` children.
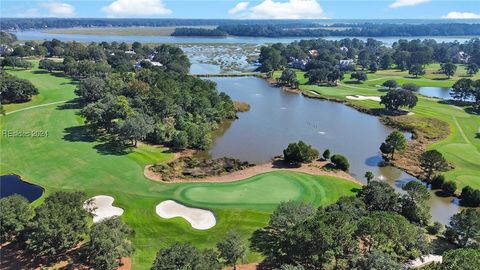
<box><xmin>156</xmin><ymin>200</ymin><xmax>216</xmax><ymax>230</ymax></box>
<box><xmin>84</xmin><ymin>195</ymin><xmax>124</xmax><ymax>223</ymax></box>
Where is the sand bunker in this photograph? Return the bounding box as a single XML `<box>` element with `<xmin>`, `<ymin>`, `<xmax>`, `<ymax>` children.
<box><xmin>84</xmin><ymin>195</ymin><xmax>124</xmax><ymax>223</ymax></box>
<box><xmin>405</xmin><ymin>255</ymin><xmax>442</xmax><ymax>268</ymax></box>
<box><xmin>346</xmin><ymin>95</ymin><xmax>381</xmax><ymax>101</ymax></box>
<box><xmin>155</xmin><ymin>200</ymin><xmax>216</xmax><ymax>230</ymax></box>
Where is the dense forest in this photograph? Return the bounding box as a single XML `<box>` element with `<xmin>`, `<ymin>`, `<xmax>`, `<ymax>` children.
<box><xmin>0</xmin><ymin>35</ymin><xmax>237</xmax><ymax>149</ymax></box>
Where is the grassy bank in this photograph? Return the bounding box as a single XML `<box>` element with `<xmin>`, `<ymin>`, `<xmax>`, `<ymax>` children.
<box><xmin>0</xmin><ymin>64</ymin><xmax>359</xmax><ymax>269</ymax></box>
<box><xmin>274</xmin><ymin>64</ymin><xmax>480</xmax><ymax>190</ymax></box>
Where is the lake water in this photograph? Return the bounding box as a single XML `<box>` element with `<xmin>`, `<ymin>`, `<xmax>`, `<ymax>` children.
<box><xmin>418</xmin><ymin>87</ymin><xmax>453</xmax><ymax>100</ymax></box>
<box><xmin>13</xmin><ymin>30</ymin><xmax>477</xmax><ymax>45</ymax></box>
<box><xmin>200</xmin><ymin>77</ymin><xmax>461</xmax><ymax>224</ymax></box>
<box><xmin>0</xmin><ymin>174</ymin><xmax>43</xmax><ymax>202</ymax></box>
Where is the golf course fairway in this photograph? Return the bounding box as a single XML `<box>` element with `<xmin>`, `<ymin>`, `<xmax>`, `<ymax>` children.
<box><xmin>0</xmin><ymin>64</ymin><xmax>360</xmax><ymax>269</ymax></box>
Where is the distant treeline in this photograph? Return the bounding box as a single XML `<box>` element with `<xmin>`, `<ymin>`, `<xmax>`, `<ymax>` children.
<box><xmin>171</xmin><ymin>28</ymin><xmax>227</xmax><ymax>37</ymax></box>
<box><xmin>0</xmin><ymin>18</ymin><xmax>318</xmax><ymax>30</ymax></box>
<box><xmin>217</xmin><ymin>23</ymin><xmax>480</xmax><ymax>37</ymax></box>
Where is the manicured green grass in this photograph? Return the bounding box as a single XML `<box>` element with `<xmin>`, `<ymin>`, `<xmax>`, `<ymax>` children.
<box><xmin>3</xmin><ymin>61</ymin><xmax>77</xmax><ymax>112</ymax></box>
<box><xmin>176</xmin><ymin>172</ymin><xmax>358</xmax><ymax>211</ymax></box>
<box><xmin>274</xmin><ymin>65</ymin><xmax>480</xmax><ymax>190</ymax></box>
<box><xmin>1</xmin><ymin>66</ymin><xmax>359</xmax><ymax>269</ymax></box>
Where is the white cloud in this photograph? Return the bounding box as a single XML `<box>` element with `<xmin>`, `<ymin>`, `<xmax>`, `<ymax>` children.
<box><xmin>389</xmin><ymin>0</ymin><xmax>430</xmax><ymax>9</ymax></box>
<box><xmin>41</xmin><ymin>1</ymin><xmax>75</xmax><ymax>17</ymax></box>
<box><xmin>102</xmin><ymin>0</ymin><xmax>172</xmax><ymax>17</ymax></box>
<box><xmin>442</xmin><ymin>11</ymin><xmax>480</xmax><ymax>19</ymax></box>
<box><xmin>229</xmin><ymin>2</ymin><xmax>250</xmax><ymax>15</ymax></box>
<box><xmin>231</xmin><ymin>0</ymin><xmax>326</xmax><ymax>19</ymax></box>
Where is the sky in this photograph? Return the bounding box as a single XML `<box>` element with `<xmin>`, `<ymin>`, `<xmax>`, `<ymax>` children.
<box><xmin>0</xmin><ymin>0</ymin><xmax>479</xmax><ymax>20</ymax></box>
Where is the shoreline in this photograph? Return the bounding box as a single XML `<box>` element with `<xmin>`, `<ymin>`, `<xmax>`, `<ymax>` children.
<box><xmin>264</xmin><ymin>77</ymin><xmax>447</xmax><ymax>185</ymax></box>
<box><xmin>144</xmin><ymin>158</ymin><xmax>361</xmax><ymax>185</ymax></box>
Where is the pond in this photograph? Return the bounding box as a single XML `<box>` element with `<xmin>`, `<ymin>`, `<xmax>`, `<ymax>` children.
<box><xmin>418</xmin><ymin>87</ymin><xmax>453</xmax><ymax>100</ymax></box>
<box><xmin>0</xmin><ymin>174</ymin><xmax>44</xmax><ymax>202</ymax></box>
<box><xmin>418</xmin><ymin>86</ymin><xmax>474</xmax><ymax>101</ymax></box>
<box><xmin>199</xmin><ymin>77</ymin><xmax>461</xmax><ymax>224</ymax></box>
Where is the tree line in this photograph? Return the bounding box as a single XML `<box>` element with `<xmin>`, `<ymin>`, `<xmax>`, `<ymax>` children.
<box><xmin>259</xmin><ymin>37</ymin><xmax>480</xmax><ymax>73</ymax></box>
<box><xmin>0</xmin><ymin>70</ymin><xmax>38</xmax><ymax>104</ymax></box>
<box><xmin>216</xmin><ymin>23</ymin><xmax>480</xmax><ymax>38</ymax></box>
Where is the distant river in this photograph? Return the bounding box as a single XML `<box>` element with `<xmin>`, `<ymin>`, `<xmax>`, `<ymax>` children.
<box><xmin>12</xmin><ymin>30</ymin><xmax>477</xmax><ymax>45</ymax></box>
<box><xmin>199</xmin><ymin>77</ymin><xmax>462</xmax><ymax>224</ymax></box>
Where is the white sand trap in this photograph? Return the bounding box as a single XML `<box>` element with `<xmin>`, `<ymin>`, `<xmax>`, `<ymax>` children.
<box><xmin>156</xmin><ymin>200</ymin><xmax>216</xmax><ymax>230</ymax></box>
<box><xmin>405</xmin><ymin>254</ymin><xmax>442</xmax><ymax>268</ymax></box>
<box><xmin>84</xmin><ymin>195</ymin><xmax>124</xmax><ymax>223</ymax></box>
<box><xmin>346</xmin><ymin>95</ymin><xmax>381</xmax><ymax>101</ymax></box>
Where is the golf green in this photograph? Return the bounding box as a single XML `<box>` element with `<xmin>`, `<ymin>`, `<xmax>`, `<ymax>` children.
<box><xmin>177</xmin><ymin>172</ymin><xmax>357</xmax><ymax>211</ymax></box>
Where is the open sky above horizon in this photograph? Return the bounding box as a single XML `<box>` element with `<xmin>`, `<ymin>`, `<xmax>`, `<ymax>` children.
<box><xmin>1</xmin><ymin>0</ymin><xmax>479</xmax><ymax>20</ymax></box>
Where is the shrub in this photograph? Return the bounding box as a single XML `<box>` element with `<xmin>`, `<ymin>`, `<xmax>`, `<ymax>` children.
<box><xmin>460</xmin><ymin>186</ymin><xmax>480</xmax><ymax>207</ymax></box>
<box><xmin>442</xmin><ymin>181</ymin><xmax>457</xmax><ymax>196</ymax></box>
<box><xmin>322</xmin><ymin>149</ymin><xmax>330</xmax><ymax>160</ymax></box>
<box><xmin>427</xmin><ymin>221</ymin><xmax>443</xmax><ymax>235</ymax></box>
<box><xmin>430</xmin><ymin>175</ymin><xmax>445</xmax><ymax>190</ymax></box>
<box><xmin>382</xmin><ymin>80</ymin><xmax>398</xmax><ymax>90</ymax></box>
<box><xmin>401</xmin><ymin>83</ymin><xmax>419</xmax><ymax>92</ymax></box>
<box><xmin>283</xmin><ymin>141</ymin><xmax>319</xmax><ymax>164</ymax></box>
<box><xmin>330</xmin><ymin>154</ymin><xmax>350</xmax><ymax>171</ymax></box>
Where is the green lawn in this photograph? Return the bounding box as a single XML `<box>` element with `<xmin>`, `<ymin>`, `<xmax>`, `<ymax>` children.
<box><xmin>0</xmin><ymin>65</ymin><xmax>359</xmax><ymax>269</ymax></box>
<box><xmin>275</xmin><ymin>64</ymin><xmax>480</xmax><ymax>190</ymax></box>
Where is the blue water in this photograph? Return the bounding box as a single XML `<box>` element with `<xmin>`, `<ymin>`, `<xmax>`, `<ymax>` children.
<box><xmin>0</xmin><ymin>174</ymin><xmax>43</xmax><ymax>202</ymax></box>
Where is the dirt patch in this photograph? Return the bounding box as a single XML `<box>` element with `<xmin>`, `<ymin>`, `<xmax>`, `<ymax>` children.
<box><xmin>234</xmin><ymin>101</ymin><xmax>251</xmax><ymax>112</ymax></box>
<box><xmin>150</xmin><ymin>156</ymin><xmax>254</xmax><ymax>181</ymax></box>
<box><xmin>145</xmin><ymin>158</ymin><xmax>359</xmax><ymax>185</ymax></box>
<box><xmin>223</xmin><ymin>263</ymin><xmax>258</xmax><ymax>270</ymax></box>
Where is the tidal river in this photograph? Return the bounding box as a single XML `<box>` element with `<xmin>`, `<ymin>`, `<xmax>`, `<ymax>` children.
<box><xmin>199</xmin><ymin>76</ymin><xmax>461</xmax><ymax>224</ymax></box>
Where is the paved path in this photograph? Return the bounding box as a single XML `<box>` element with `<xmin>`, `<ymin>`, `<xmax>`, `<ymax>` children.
<box><xmin>4</xmin><ymin>100</ymin><xmax>68</xmax><ymax>116</ymax></box>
